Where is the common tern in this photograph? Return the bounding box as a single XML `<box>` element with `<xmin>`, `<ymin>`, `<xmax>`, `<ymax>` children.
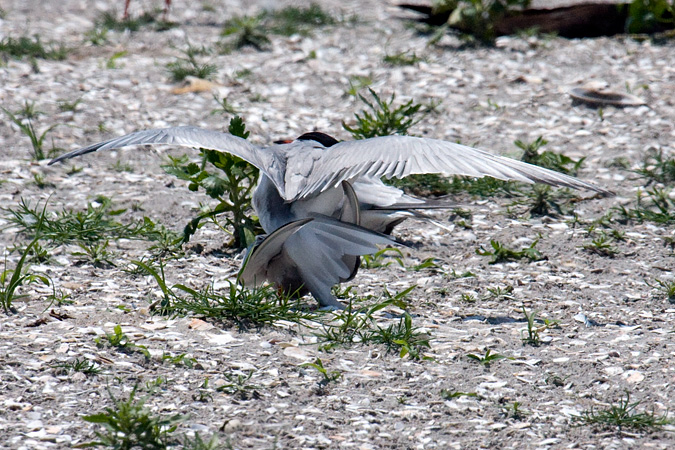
<box><xmin>49</xmin><ymin>126</ymin><xmax>611</xmax><ymax>308</ymax></box>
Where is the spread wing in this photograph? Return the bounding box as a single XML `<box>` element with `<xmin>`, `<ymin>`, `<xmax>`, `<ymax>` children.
<box><xmin>285</xmin><ymin>135</ymin><xmax>613</xmax><ymax>200</ymax></box>
<box><xmin>48</xmin><ymin>126</ymin><xmax>283</xmax><ymax>189</ymax></box>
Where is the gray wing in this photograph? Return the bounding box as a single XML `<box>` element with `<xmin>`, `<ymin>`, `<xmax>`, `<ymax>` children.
<box><xmin>285</xmin><ymin>135</ymin><xmax>613</xmax><ymax>200</ymax></box>
<box><xmin>48</xmin><ymin>126</ymin><xmax>277</xmax><ymax>181</ymax></box>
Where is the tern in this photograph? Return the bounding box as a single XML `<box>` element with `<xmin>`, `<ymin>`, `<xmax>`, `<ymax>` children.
<box><xmin>49</xmin><ymin>126</ymin><xmax>611</xmax><ymax>308</ymax></box>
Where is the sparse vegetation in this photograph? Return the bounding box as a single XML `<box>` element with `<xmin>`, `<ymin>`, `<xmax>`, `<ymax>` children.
<box><xmin>2</xmin><ymin>101</ymin><xmax>61</xmax><ymax>160</ymax></box>
<box><xmin>95</xmin><ymin>9</ymin><xmax>176</xmax><ymax>33</ymax></box>
<box><xmin>301</xmin><ymin>358</ymin><xmax>342</xmax><ymax>387</ymax></box>
<box><xmin>430</xmin><ymin>0</ymin><xmax>532</xmax><ymax>45</ymax></box>
<box><xmin>166</xmin><ymin>44</ymin><xmax>218</xmax><ymax>82</ymax></box>
<box><xmin>4</xmin><ymin>197</ymin><xmax>163</xmax><ymax>246</ymax></box>
<box><xmin>82</xmin><ymin>387</ymin><xmax>186</xmax><ymax>449</ymax></box>
<box><xmin>520</xmin><ymin>306</ymin><xmax>559</xmax><ymax>346</ymax></box>
<box><xmin>476</xmin><ymin>239</ymin><xmax>544</xmax><ymax>264</ymax></box>
<box><xmin>217</xmin><ymin>370</ymin><xmax>261</xmax><ymax>399</ymax></box>
<box><xmin>383</xmin><ymin>50</ymin><xmax>423</xmax><ymax>66</ymax></box>
<box><xmin>575</xmin><ymin>391</ymin><xmax>673</xmax><ymax>432</ymax></box>
<box><xmin>220</xmin><ymin>4</ymin><xmax>337</xmax><ymax>51</ymax></box>
<box><xmin>466</xmin><ymin>348</ymin><xmax>512</xmax><ymax>367</ymax></box>
<box><xmin>343</xmin><ymin>88</ymin><xmax>425</xmax><ymax>139</ymax></box>
<box><xmin>649</xmin><ymin>278</ymin><xmax>675</xmax><ymax>302</ymax></box>
<box><xmin>634</xmin><ymin>148</ymin><xmax>675</xmax><ymax>185</ymax></box>
<box><xmin>0</xmin><ymin>34</ymin><xmax>69</xmax><ymax>61</ymax></box>
<box><xmin>615</xmin><ymin>187</ymin><xmax>675</xmax><ymax>224</ymax></box>
<box><xmin>95</xmin><ymin>324</ymin><xmax>151</xmax><ymax>358</ymax></box>
<box><xmin>625</xmin><ymin>0</ymin><xmax>675</xmax><ymax>34</ymax></box>
<box><xmin>516</xmin><ymin>136</ymin><xmax>585</xmax><ymax>176</ymax></box>
<box><xmin>1</xmin><ymin>234</ymin><xmax>50</xmax><ymax>313</ymax></box>
<box><xmin>52</xmin><ymin>358</ymin><xmax>102</xmax><ymax>375</ymax></box>
<box><xmin>162</xmin><ymin>116</ymin><xmax>261</xmax><ymax>249</ymax></box>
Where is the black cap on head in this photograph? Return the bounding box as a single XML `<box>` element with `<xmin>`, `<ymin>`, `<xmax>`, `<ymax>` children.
<box><xmin>296</xmin><ymin>131</ymin><xmax>339</xmax><ymax>148</ymax></box>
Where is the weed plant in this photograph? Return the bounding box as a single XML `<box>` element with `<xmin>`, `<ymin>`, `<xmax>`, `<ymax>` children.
<box><xmin>476</xmin><ymin>239</ymin><xmax>544</xmax><ymax>264</ymax></box>
<box><xmin>615</xmin><ymin>187</ymin><xmax>675</xmax><ymax>224</ymax></box>
<box><xmin>634</xmin><ymin>148</ymin><xmax>675</xmax><ymax>185</ymax></box>
<box><xmin>430</xmin><ymin>0</ymin><xmax>532</xmax><ymax>45</ymax></box>
<box><xmin>343</xmin><ymin>88</ymin><xmax>424</xmax><ymax>139</ymax></box>
<box><xmin>467</xmin><ymin>348</ymin><xmax>512</xmax><ymax>367</ymax></box>
<box><xmin>2</xmin><ymin>101</ymin><xmax>60</xmax><ymax>160</ymax></box>
<box><xmin>301</xmin><ymin>358</ymin><xmax>342</xmax><ymax>387</ymax></box>
<box><xmin>4</xmin><ymin>198</ymin><xmax>162</xmax><ymax>245</ymax></box>
<box><xmin>575</xmin><ymin>391</ymin><xmax>673</xmax><ymax>432</ymax></box>
<box><xmin>82</xmin><ymin>387</ymin><xmax>185</xmax><ymax>449</ymax></box>
<box><xmin>0</xmin><ymin>35</ymin><xmax>69</xmax><ymax>60</ymax></box>
<box><xmin>220</xmin><ymin>3</ymin><xmax>336</xmax><ymax>51</ymax></box>
<box><xmin>516</xmin><ymin>136</ymin><xmax>585</xmax><ymax>176</ymax></box>
<box><xmin>162</xmin><ymin>116</ymin><xmax>261</xmax><ymax>249</ymax></box>
<box><xmin>166</xmin><ymin>45</ymin><xmax>218</xmax><ymax>82</ymax></box>
<box><xmin>95</xmin><ymin>9</ymin><xmax>176</xmax><ymax>32</ymax></box>
<box><xmin>217</xmin><ymin>370</ymin><xmax>261</xmax><ymax>399</ymax></box>
<box><xmin>52</xmin><ymin>358</ymin><xmax>102</xmax><ymax>375</ymax></box>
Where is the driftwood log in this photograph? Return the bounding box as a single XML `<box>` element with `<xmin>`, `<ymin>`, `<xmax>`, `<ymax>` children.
<box><xmin>398</xmin><ymin>1</ymin><xmax>674</xmax><ymax>37</ymax></box>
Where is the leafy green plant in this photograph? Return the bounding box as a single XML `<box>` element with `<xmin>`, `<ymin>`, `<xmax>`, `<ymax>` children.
<box><xmin>634</xmin><ymin>148</ymin><xmax>675</xmax><ymax>185</ymax></box>
<box><xmin>315</xmin><ymin>287</ymin><xmax>427</xmax><ymax>358</ymax></box>
<box><xmin>81</xmin><ymin>387</ymin><xmax>185</xmax><ymax>449</ymax></box>
<box><xmin>105</xmin><ymin>50</ymin><xmax>128</xmax><ymax>69</ymax></box>
<box><xmin>217</xmin><ymin>370</ymin><xmax>260</xmax><ymax>399</ymax></box>
<box><xmin>166</xmin><ymin>45</ymin><xmax>218</xmax><ymax>82</ymax></box>
<box><xmin>161</xmin><ymin>352</ymin><xmax>197</xmax><ymax>368</ymax></box>
<box><xmin>0</xmin><ymin>34</ymin><xmax>69</xmax><ymax>60</ymax></box>
<box><xmin>615</xmin><ymin>187</ymin><xmax>675</xmax><ymax>224</ymax></box>
<box><xmin>52</xmin><ymin>358</ymin><xmax>102</xmax><ymax>375</ymax></box>
<box><xmin>135</xmin><ymin>256</ymin><xmax>316</xmax><ymax>328</ymax></box>
<box><xmin>575</xmin><ymin>391</ymin><xmax>673</xmax><ymax>432</ymax></box>
<box><xmin>345</xmin><ymin>75</ymin><xmax>373</xmax><ymax>97</ymax></box>
<box><xmin>440</xmin><ymin>390</ymin><xmax>479</xmax><ymax>399</ymax></box>
<box><xmin>266</xmin><ymin>3</ymin><xmax>336</xmax><ymax>36</ymax></box>
<box><xmin>1</xmin><ymin>204</ymin><xmax>50</xmax><ymax>313</ymax></box>
<box><xmin>95</xmin><ymin>9</ymin><xmax>176</xmax><ymax>33</ymax></box>
<box><xmin>431</xmin><ymin>0</ymin><xmax>531</xmax><ymax>45</ymax></box>
<box><xmin>466</xmin><ymin>348</ymin><xmax>512</xmax><ymax>367</ymax></box>
<box><xmin>582</xmin><ymin>234</ymin><xmax>620</xmax><ymax>257</ymax></box>
<box><xmin>162</xmin><ymin>116</ymin><xmax>261</xmax><ymax>249</ymax></box>
<box><xmin>301</xmin><ymin>358</ymin><xmax>342</xmax><ymax>387</ymax></box>
<box><xmin>220</xmin><ymin>15</ymin><xmax>271</xmax><ymax>50</ymax></box>
<box><xmin>366</xmin><ymin>312</ymin><xmax>431</xmax><ymax>359</ymax></box>
<box><xmin>516</xmin><ymin>136</ymin><xmax>585</xmax><ymax>176</ymax></box>
<box><xmin>476</xmin><ymin>239</ymin><xmax>544</xmax><ymax>264</ymax></box>
<box><xmin>220</xmin><ymin>3</ymin><xmax>337</xmax><ymax>50</ymax></box>
<box><xmin>57</xmin><ymin>98</ymin><xmax>82</xmax><ymax>113</ymax></box>
<box><xmin>625</xmin><ymin>0</ymin><xmax>675</xmax><ymax>34</ymax></box>
<box><xmin>516</xmin><ymin>185</ymin><xmax>576</xmax><ymax>217</ymax></box>
<box><xmin>383</xmin><ymin>50</ymin><xmax>423</xmax><ymax>66</ymax></box>
<box><xmin>72</xmin><ymin>240</ymin><xmax>118</xmax><ymax>268</ymax></box>
<box><xmin>360</xmin><ymin>247</ymin><xmax>405</xmax><ymax>269</ymax></box>
<box><xmin>4</xmin><ymin>197</ymin><xmax>161</xmax><ymax>246</ymax></box>
<box><xmin>95</xmin><ymin>325</ymin><xmax>151</xmax><ymax>358</ymax></box>
<box><xmin>2</xmin><ymin>101</ymin><xmax>60</xmax><ymax>160</ymax></box>
<box><xmin>649</xmin><ymin>278</ymin><xmax>675</xmax><ymax>302</ymax></box>
<box><xmin>520</xmin><ymin>306</ymin><xmax>549</xmax><ymax>346</ymax></box>
<box><xmin>501</xmin><ymin>401</ymin><xmax>528</xmax><ymax>420</ymax></box>
<box><xmin>343</xmin><ymin>88</ymin><xmax>425</xmax><ymax>139</ymax></box>
<box><xmin>1</xmin><ymin>234</ymin><xmax>50</xmax><ymax>313</ymax></box>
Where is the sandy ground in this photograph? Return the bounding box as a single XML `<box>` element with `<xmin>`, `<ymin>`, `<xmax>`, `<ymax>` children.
<box><xmin>1</xmin><ymin>1</ymin><xmax>674</xmax><ymax>448</ymax></box>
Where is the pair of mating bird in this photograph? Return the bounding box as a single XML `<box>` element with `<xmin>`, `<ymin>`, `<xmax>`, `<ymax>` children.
<box><xmin>49</xmin><ymin>127</ymin><xmax>611</xmax><ymax>309</ymax></box>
